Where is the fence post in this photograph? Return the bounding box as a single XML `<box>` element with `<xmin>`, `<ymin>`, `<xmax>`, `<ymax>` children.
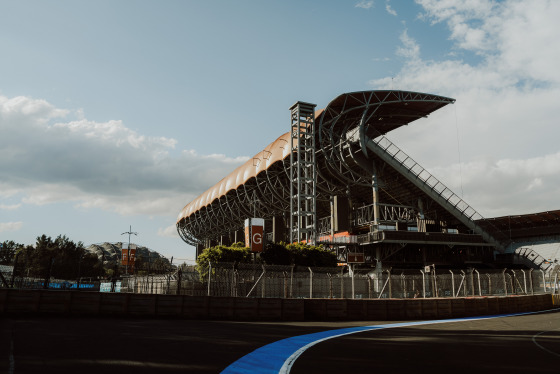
<box><xmin>486</xmin><ymin>273</ymin><xmax>492</xmax><ymax>295</ymax></box>
<box><xmin>502</xmin><ymin>269</ymin><xmax>508</xmax><ymax>296</ymax></box>
<box><xmin>474</xmin><ymin>269</ymin><xmax>481</xmax><ymax>296</ymax></box>
<box><xmin>351</xmin><ymin>264</ymin><xmax>355</xmax><ymax>299</ymax></box>
<box><xmin>261</xmin><ymin>264</ymin><xmax>266</xmax><ymax>298</ymax></box>
<box><xmin>207</xmin><ymin>262</ymin><xmax>212</xmax><ymax>296</ymax></box>
<box><xmin>521</xmin><ymin>269</ymin><xmax>527</xmax><ymax>294</ymax></box>
<box><xmin>542</xmin><ymin>270</ymin><xmax>547</xmax><ymax>293</ymax></box>
<box><xmin>328</xmin><ymin>273</ymin><xmax>333</xmax><ymax>299</ymax></box>
<box><xmin>433</xmin><ymin>266</ymin><xmax>438</xmax><ymax>298</ymax></box>
<box><xmin>387</xmin><ymin>269</ymin><xmax>392</xmax><ymax>299</ymax></box>
<box><xmin>308</xmin><ymin>267</ymin><xmax>313</xmax><ymax>299</ymax></box>
<box><xmin>529</xmin><ymin>269</ymin><xmax>534</xmax><ymax>295</ymax></box>
<box><xmin>420</xmin><ymin>269</ymin><xmax>426</xmax><ymax>298</ymax></box>
<box><xmin>290</xmin><ymin>265</ymin><xmax>294</xmax><ymax>298</ymax></box>
<box><xmin>401</xmin><ymin>273</ymin><xmax>406</xmax><ymax>299</ymax></box>
<box><xmin>368</xmin><ymin>276</ymin><xmax>372</xmax><ymax>299</ymax></box>
<box><xmin>340</xmin><ymin>266</ymin><xmax>344</xmax><ymax>299</ymax></box>
<box><xmin>176</xmin><ymin>269</ymin><xmax>182</xmax><ymax>295</ymax></box>
<box><xmin>449</xmin><ymin>270</ymin><xmax>455</xmax><ymax>298</ymax></box>
<box><xmin>470</xmin><ymin>269</ymin><xmax>475</xmax><ymax>296</ymax></box>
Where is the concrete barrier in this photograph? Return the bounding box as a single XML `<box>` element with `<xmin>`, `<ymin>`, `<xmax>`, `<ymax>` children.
<box><xmin>128</xmin><ymin>294</ymin><xmax>157</xmax><ymax>316</ymax></box>
<box><xmin>365</xmin><ymin>299</ymin><xmax>387</xmax><ymax>320</ymax></box>
<box><xmin>38</xmin><ymin>290</ymin><xmax>72</xmax><ymax>314</ymax></box>
<box><xmin>422</xmin><ymin>299</ymin><xmax>438</xmax><ymax>319</ymax></box>
<box><xmin>6</xmin><ymin>290</ymin><xmax>40</xmax><ymax>314</ymax></box>
<box><xmin>326</xmin><ymin>299</ymin><xmax>347</xmax><ymax>320</ymax></box>
<box><xmin>0</xmin><ymin>289</ymin><xmax>7</xmax><ymax>313</ymax></box>
<box><xmin>156</xmin><ymin>294</ymin><xmax>183</xmax><ymax>316</ymax></box>
<box><xmin>70</xmin><ymin>292</ymin><xmax>101</xmax><ymax>315</ymax></box>
<box><xmin>451</xmin><ymin>298</ymin><xmax>465</xmax><ymax>317</ymax></box>
<box><xmin>182</xmin><ymin>295</ymin><xmax>209</xmax><ymax>318</ymax></box>
<box><xmin>346</xmin><ymin>299</ymin><xmax>367</xmax><ymax>320</ymax></box>
<box><xmin>304</xmin><ymin>299</ymin><xmax>327</xmax><ymax>320</ymax></box>
<box><xmin>258</xmin><ymin>298</ymin><xmax>282</xmax><ymax>321</ymax></box>
<box><xmin>234</xmin><ymin>297</ymin><xmax>259</xmax><ymax>320</ymax></box>
<box><xmin>486</xmin><ymin>297</ymin><xmax>500</xmax><ymax>315</ymax></box>
<box><xmin>405</xmin><ymin>299</ymin><xmax>423</xmax><ymax>319</ymax></box>
<box><xmin>1</xmin><ymin>290</ymin><xmax>558</xmax><ymax>321</ymax></box>
<box><xmin>386</xmin><ymin>300</ymin><xmax>406</xmax><ymax>320</ymax></box>
<box><xmin>99</xmin><ymin>293</ymin><xmax>128</xmax><ymax>315</ymax></box>
<box><xmin>282</xmin><ymin>299</ymin><xmax>304</xmax><ymax>321</ymax></box>
<box><xmin>436</xmin><ymin>299</ymin><xmax>452</xmax><ymax>319</ymax></box>
<box><xmin>208</xmin><ymin>296</ymin><xmax>235</xmax><ymax>319</ymax></box>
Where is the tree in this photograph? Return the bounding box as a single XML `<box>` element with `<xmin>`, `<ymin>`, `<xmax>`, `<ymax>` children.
<box><xmin>196</xmin><ymin>242</ymin><xmax>251</xmax><ymax>280</ymax></box>
<box><xmin>0</xmin><ymin>240</ymin><xmax>23</xmax><ymax>265</ymax></box>
<box><xmin>286</xmin><ymin>242</ymin><xmax>337</xmax><ymax>267</ymax></box>
<box><xmin>9</xmin><ymin>235</ymin><xmax>103</xmax><ymax>280</ymax></box>
<box><xmin>261</xmin><ymin>242</ymin><xmax>337</xmax><ymax>267</ymax></box>
<box><xmin>260</xmin><ymin>242</ymin><xmax>291</xmax><ymax>265</ymax></box>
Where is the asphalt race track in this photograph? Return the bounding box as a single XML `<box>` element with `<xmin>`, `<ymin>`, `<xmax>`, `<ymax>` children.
<box><xmin>1</xmin><ymin>310</ymin><xmax>559</xmax><ymax>374</ymax></box>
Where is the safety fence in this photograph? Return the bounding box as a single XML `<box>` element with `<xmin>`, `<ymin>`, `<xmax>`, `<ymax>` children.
<box><xmin>201</xmin><ymin>263</ymin><xmax>560</xmax><ymax>299</ymax></box>
<box><xmin>3</xmin><ymin>263</ymin><xmax>560</xmax><ymax>299</ymax></box>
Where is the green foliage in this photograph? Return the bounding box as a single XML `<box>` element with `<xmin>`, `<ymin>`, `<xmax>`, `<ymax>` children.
<box><xmin>196</xmin><ymin>242</ymin><xmax>251</xmax><ymax>280</ymax></box>
<box><xmin>7</xmin><ymin>235</ymin><xmax>104</xmax><ymax>279</ymax></box>
<box><xmin>260</xmin><ymin>242</ymin><xmax>291</xmax><ymax>265</ymax></box>
<box><xmin>0</xmin><ymin>240</ymin><xmax>24</xmax><ymax>264</ymax></box>
<box><xmin>284</xmin><ymin>242</ymin><xmax>338</xmax><ymax>267</ymax></box>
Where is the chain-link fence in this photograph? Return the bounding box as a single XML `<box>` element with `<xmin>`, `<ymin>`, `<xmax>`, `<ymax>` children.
<box><xmin>194</xmin><ymin>263</ymin><xmax>560</xmax><ymax>299</ymax></box>
<box><xmin>3</xmin><ymin>260</ymin><xmax>560</xmax><ymax>299</ymax></box>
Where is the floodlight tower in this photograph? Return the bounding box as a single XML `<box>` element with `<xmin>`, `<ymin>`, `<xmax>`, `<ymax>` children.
<box><xmin>121</xmin><ymin>225</ymin><xmax>138</xmax><ymax>275</ymax></box>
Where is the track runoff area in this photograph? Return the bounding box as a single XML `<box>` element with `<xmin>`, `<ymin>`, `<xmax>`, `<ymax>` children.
<box><xmin>222</xmin><ymin>309</ymin><xmax>560</xmax><ymax>374</ymax></box>
<box><xmin>2</xmin><ymin>309</ymin><xmax>559</xmax><ymax>373</ymax></box>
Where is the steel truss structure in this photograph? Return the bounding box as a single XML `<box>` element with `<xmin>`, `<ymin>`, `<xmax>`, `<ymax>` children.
<box><xmin>177</xmin><ymin>90</ymin><xmax>510</xmax><ymax>266</ymax></box>
<box><xmin>289</xmin><ymin>101</ymin><xmax>317</xmax><ymax>244</ymax></box>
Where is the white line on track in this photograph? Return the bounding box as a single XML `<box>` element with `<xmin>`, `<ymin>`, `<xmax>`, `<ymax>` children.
<box><xmin>532</xmin><ymin>327</ymin><xmax>560</xmax><ymax>358</ymax></box>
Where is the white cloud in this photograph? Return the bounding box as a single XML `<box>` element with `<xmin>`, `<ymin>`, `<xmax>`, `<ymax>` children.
<box><xmin>396</xmin><ymin>29</ymin><xmax>420</xmax><ymax>61</ymax></box>
<box><xmin>0</xmin><ymin>203</ymin><xmax>21</xmax><ymax>210</ymax></box>
<box><xmin>356</xmin><ymin>1</ymin><xmax>374</xmax><ymax>10</ymax></box>
<box><xmin>0</xmin><ymin>94</ymin><xmax>248</xmax><ymax>218</ymax></box>
<box><xmin>0</xmin><ymin>222</ymin><xmax>23</xmax><ymax>232</ymax></box>
<box><xmin>385</xmin><ymin>1</ymin><xmax>397</xmax><ymax>16</ymax></box>
<box><xmin>370</xmin><ymin>0</ymin><xmax>560</xmax><ymax>217</ymax></box>
<box><xmin>158</xmin><ymin>224</ymin><xmax>180</xmax><ymax>238</ymax></box>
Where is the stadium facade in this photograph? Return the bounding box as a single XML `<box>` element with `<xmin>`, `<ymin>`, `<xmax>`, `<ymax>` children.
<box><xmin>177</xmin><ymin>90</ymin><xmax>560</xmax><ymax>271</ymax></box>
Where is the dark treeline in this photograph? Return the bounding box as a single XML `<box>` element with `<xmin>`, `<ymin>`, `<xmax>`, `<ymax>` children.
<box><xmin>1</xmin><ymin>235</ymin><xmax>173</xmax><ymax>281</ymax></box>
<box><xmin>1</xmin><ymin>235</ymin><xmax>102</xmax><ymax>280</ymax></box>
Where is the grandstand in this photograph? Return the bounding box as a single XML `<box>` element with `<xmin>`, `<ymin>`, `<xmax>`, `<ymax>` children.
<box><xmin>177</xmin><ymin>90</ymin><xmax>560</xmax><ymax>270</ymax></box>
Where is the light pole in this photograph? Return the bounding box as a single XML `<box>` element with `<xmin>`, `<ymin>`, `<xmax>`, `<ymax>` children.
<box><xmin>121</xmin><ymin>225</ymin><xmax>138</xmax><ymax>275</ymax></box>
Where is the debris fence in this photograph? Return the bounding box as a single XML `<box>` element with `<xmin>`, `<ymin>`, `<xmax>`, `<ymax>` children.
<box><xmin>2</xmin><ymin>262</ymin><xmax>559</xmax><ymax>299</ymax></box>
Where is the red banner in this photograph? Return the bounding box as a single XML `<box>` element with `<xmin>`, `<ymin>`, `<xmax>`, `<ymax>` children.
<box><xmin>244</xmin><ymin>218</ymin><xmax>264</xmax><ymax>253</ymax></box>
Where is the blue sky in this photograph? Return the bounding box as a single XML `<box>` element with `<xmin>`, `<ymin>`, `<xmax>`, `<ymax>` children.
<box><xmin>1</xmin><ymin>0</ymin><xmax>559</xmax><ymax>263</ymax></box>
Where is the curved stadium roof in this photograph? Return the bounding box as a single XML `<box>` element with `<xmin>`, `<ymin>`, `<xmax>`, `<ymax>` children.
<box><xmin>177</xmin><ymin>90</ymin><xmax>456</xmax><ymax>241</ymax></box>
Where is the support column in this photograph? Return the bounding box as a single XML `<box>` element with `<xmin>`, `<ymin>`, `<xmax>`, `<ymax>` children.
<box><xmin>372</xmin><ymin>164</ymin><xmax>380</xmax><ymax>232</ymax></box>
<box><xmin>289</xmin><ymin>101</ymin><xmax>317</xmax><ymax>244</ymax></box>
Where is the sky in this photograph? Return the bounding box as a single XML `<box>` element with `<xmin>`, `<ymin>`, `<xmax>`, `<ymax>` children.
<box><xmin>1</xmin><ymin>0</ymin><xmax>559</xmax><ymax>264</ymax></box>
